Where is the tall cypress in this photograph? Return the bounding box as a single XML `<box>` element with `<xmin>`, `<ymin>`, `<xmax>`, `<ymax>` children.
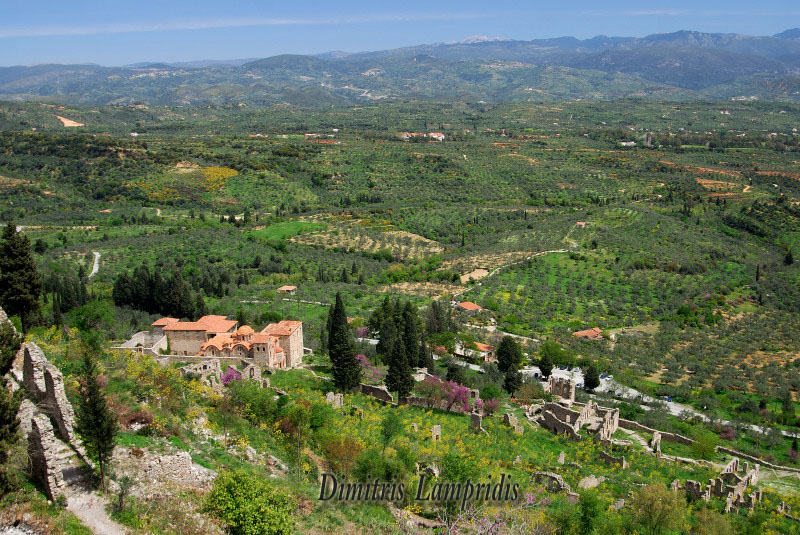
<box><xmin>386</xmin><ymin>332</ymin><xmax>414</xmax><ymax>399</ymax></box>
<box><xmin>0</xmin><ymin>223</ymin><xmax>42</xmax><ymax>333</ymax></box>
<box><xmin>75</xmin><ymin>352</ymin><xmax>117</xmax><ymax>493</ymax></box>
<box><xmin>402</xmin><ymin>302</ymin><xmax>419</xmax><ymax>368</ymax></box>
<box><xmin>377</xmin><ymin>318</ymin><xmax>397</xmax><ymax>360</ymax></box>
<box><xmin>328</xmin><ymin>293</ymin><xmax>361</xmax><ymax>391</ymax></box>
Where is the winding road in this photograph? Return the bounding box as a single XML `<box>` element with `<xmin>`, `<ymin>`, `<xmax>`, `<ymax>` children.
<box><xmin>88</xmin><ymin>251</ymin><xmax>101</xmax><ymax>278</ymax></box>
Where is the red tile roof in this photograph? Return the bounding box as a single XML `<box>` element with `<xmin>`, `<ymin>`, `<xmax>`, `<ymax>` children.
<box><xmin>277</xmin><ymin>285</ymin><xmax>297</xmax><ymax>292</ymax></box>
<box><xmin>474</xmin><ymin>342</ymin><xmax>494</xmax><ymax>352</ymax></box>
<box><xmin>573</xmin><ymin>327</ymin><xmax>603</xmax><ymax>340</ymax></box>
<box><xmin>197</xmin><ymin>315</ymin><xmax>238</xmax><ymax>333</ymax></box>
<box><xmin>457</xmin><ymin>301</ymin><xmax>482</xmax><ymax>312</ymax></box>
<box><xmin>152</xmin><ymin>317</ymin><xmax>179</xmax><ymax>327</ymax></box>
<box><xmin>163</xmin><ymin>321</ymin><xmax>207</xmax><ymax>331</ymax></box>
<box><xmin>262</xmin><ymin>320</ymin><xmax>302</xmax><ymax>337</ymax></box>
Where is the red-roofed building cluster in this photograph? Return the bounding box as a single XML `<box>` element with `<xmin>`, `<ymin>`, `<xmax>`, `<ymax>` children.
<box><xmin>157</xmin><ymin>315</ymin><xmax>304</xmax><ymax>369</ymax></box>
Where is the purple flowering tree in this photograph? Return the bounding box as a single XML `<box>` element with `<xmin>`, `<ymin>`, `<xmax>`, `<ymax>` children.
<box><xmin>221</xmin><ymin>366</ymin><xmax>242</xmax><ymax>386</ymax></box>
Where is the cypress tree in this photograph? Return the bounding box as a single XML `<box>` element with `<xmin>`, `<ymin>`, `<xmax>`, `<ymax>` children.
<box><xmin>496</xmin><ymin>336</ymin><xmax>523</xmax><ymax>375</ymax></box>
<box><xmin>75</xmin><ymin>352</ymin><xmax>117</xmax><ymax>493</ymax></box>
<box><xmin>539</xmin><ymin>351</ymin><xmax>554</xmax><ymax>379</ymax></box>
<box><xmin>0</xmin><ymin>321</ymin><xmax>23</xmax><ymax>495</ymax></box>
<box><xmin>402</xmin><ymin>302</ymin><xmax>419</xmax><ymax>368</ymax></box>
<box><xmin>0</xmin><ymin>223</ymin><xmax>43</xmax><ymax>333</ymax></box>
<box><xmin>377</xmin><ymin>318</ymin><xmax>397</xmax><ymax>360</ymax></box>
<box><xmin>328</xmin><ymin>293</ymin><xmax>361</xmax><ymax>391</ymax></box>
<box><xmin>503</xmin><ymin>368</ymin><xmax>523</xmax><ymax>396</ymax></box>
<box><xmin>52</xmin><ymin>294</ymin><xmax>63</xmax><ymax>327</ymax></box>
<box><xmin>386</xmin><ymin>331</ymin><xmax>414</xmax><ymax>398</ymax></box>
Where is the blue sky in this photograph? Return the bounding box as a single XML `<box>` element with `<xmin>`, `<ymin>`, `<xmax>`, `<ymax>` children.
<box><xmin>1</xmin><ymin>1</ymin><xmax>798</xmax><ymax>66</ymax></box>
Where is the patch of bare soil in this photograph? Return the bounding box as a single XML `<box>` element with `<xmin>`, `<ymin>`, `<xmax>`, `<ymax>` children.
<box><xmin>378</xmin><ymin>281</ymin><xmax>462</xmax><ymax>298</ymax></box>
<box><xmin>460</xmin><ymin>268</ymin><xmax>489</xmax><ymax>284</ymax></box>
<box><xmin>441</xmin><ymin>251</ymin><xmax>534</xmax><ymax>274</ymax></box>
<box><xmin>56</xmin><ymin>116</ymin><xmax>84</xmax><ymax>127</ymax></box>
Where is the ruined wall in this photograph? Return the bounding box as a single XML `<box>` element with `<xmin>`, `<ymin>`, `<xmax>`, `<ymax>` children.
<box><xmin>543</xmin><ymin>402</ymin><xmax>581</xmax><ymax>425</ymax></box>
<box><xmin>356</xmin><ymin>384</ymin><xmax>394</xmax><ymax>403</ymax></box>
<box><xmin>618</xmin><ymin>419</ymin><xmax>694</xmax><ymax>445</ymax></box>
<box><xmin>716</xmin><ymin>446</ymin><xmax>800</xmax><ymax>474</ymax></box>
<box><xmin>598</xmin><ymin>450</ymin><xmax>628</xmax><ymax>469</ymax></box>
<box><xmin>540</xmin><ymin>410</ymin><xmax>581</xmax><ymax>441</ymax></box>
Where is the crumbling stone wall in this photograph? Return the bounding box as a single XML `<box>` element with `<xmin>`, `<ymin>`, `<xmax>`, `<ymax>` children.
<box><xmin>547</xmin><ymin>376</ymin><xmax>575</xmax><ymax>405</ymax></box>
<box><xmin>470</xmin><ymin>412</ymin><xmax>485</xmax><ymax>433</ymax></box>
<box><xmin>598</xmin><ymin>450</ymin><xmax>628</xmax><ymax>469</ymax></box>
<box><xmin>27</xmin><ymin>413</ymin><xmax>66</xmax><ymax>500</ymax></box>
<box><xmin>357</xmin><ymin>384</ymin><xmax>393</xmax><ymax>403</ymax></box>
<box><xmin>539</xmin><ymin>409</ymin><xmax>581</xmax><ymax>441</ymax></box>
<box><xmin>618</xmin><ymin>419</ymin><xmax>694</xmax><ymax>445</ymax></box>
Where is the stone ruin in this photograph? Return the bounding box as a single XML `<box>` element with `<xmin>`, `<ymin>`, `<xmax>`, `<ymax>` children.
<box><xmin>670</xmin><ymin>457</ymin><xmax>762</xmax><ymax>513</ymax></box>
<box><xmin>531</xmin><ymin>471</ymin><xmax>580</xmax><ymax>500</ymax></box>
<box><xmin>356</xmin><ymin>383</ymin><xmax>394</xmax><ymax>403</ymax></box>
<box><xmin>503</xmin><ymin>413</ymin><xmax>518</xmax><ymax>428</ymax></box>
<box><xmin>537</xmin><ymin>399</ymin><xmax>620</xmax><ymax>444</ymax></box>
<box><xmin>547</xmin><ymin>376</ymin><xmax>575</xmax><ymax>406</ymax></box>
<box><xmin>113</xmin><ymin>448</ymin><xmax>215</xmax><ymax>490</ymax></box>
<box><xmin>557</xmin><ymin>451</ymin><xmax>566</xmax><ymax>465</ymax></box>
<box><xmin>431</xmin><ymin>425</ymin><xmax>441</xmax><ymax>442</ymax></box>
<box><xmin>10</xmin><ymin>340</ymin><xmax>93</xmax><ymax>500</ymax></box>
<box><xmin>325</xmin><ymin>391</ymin><xmax>344</xmax><ymax>408</ymax></box>
<box><xmin>598</xmin><ymin>450</ymin><xmax>628</xmax><ymax>469</ymax></box>
<box><xmin>411</xmin><ymin>422</ymin><xmax>418</xmax><ymax>432</ymax></box>
<box><xmin>470</xmin><ymin>412</ymin><xmax>485</xmax><ymax>433</ymax></box>
<box><xmin>651</xmin><ymin>431</ymin><xmax>662</xmax><ymax>454</ymax></box>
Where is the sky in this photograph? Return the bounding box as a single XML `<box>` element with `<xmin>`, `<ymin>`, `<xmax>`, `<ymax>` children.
<box><xmin>1</xmin><ymin>0</ymin><xmax>799</xmax><ymax>66</ymax></box>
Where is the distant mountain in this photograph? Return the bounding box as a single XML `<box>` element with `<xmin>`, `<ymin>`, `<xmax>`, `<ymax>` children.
<box><xmin>775</xmin><ymin>28</ymin><xmax>800</xmax><ymax>39</ymax></box>
<box><xmin>1</xmin><ymin>29</ymin><xmax>799</xmax><ymax>106</ymax></box>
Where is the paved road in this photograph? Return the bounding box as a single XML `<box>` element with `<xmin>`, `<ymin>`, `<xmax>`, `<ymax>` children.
<box><xmin>88</xmin><ymin>251</ymin><xmax>100</xmax><ymax>278</ymax></box>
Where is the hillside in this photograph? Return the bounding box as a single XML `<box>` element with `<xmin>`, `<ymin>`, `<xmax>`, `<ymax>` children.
<box><xmin>1</xmin><ymin>29</ymin><xmax>800</xmax><ymax>107</ymax></box>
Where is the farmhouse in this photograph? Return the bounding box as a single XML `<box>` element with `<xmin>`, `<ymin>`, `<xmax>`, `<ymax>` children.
<box><xmin>572</xmin><ymin>327</ymin><xmax>604</xmax><ymax>340</ymax></box>
<box><xmin>455</xmin><ymin>301</ymin><xmax>483</xmax><ymax>313</ymax></box>
<box><xmin>454</xmin><ymin>341</ymin><xmax>495</xmax><ymax>362</ymax></box>
<box><xmin>277</xmin><ymin>285</ymin><xmax>297</xmax><ymax>295</ymax></box>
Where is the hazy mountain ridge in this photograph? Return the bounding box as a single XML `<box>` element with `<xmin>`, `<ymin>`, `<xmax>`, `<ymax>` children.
<box><xmin>1</xmin><ymin>29</ymin><xmax>799</xmax><ymax>106</ymax></box>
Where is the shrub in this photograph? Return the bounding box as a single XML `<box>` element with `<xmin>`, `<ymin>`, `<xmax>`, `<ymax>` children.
<box><xmin>440</xmin><ymin>453</ymin><xmax>480</xmax><ymax>482</ymax></box>
<box><xmin>483</xmin><ymin>398</ymin><xmax>500</xmax><ymax>415</ymax></box>
<box><xmin>204</xmin><ymin>469</ymin><xmax>295</xmax><ymax>535</ymax></box>
<box><xmin>479</xmin><ymin>384</ymin><xmax>503</xmax><ymax>401</ymax></box>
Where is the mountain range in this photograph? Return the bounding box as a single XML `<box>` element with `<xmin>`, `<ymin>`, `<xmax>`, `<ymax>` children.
<box><xmin>2</xmin><ymin>29</ymin><xmax>800</xmax><ymax>106</ymax></box>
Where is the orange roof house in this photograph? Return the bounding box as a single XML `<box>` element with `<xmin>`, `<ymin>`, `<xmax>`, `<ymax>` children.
<box><xmin>456</xmin><ymin>301</ymin><xmax>483</xmax><ymax>312</ymax></box>
<box><xmin>573</xmin><ymin>327</ymin><xmax>604</xmax><ymax>340</ymax></box>
<box><xmin>152</xmin><ymin>317</ymin><xmax>179</xmax><ymax>327</ymax></box>
<box><xmin>277</xmin><ymin>285</ymin><xmax>297</xmax><ymax>294</ymax></box>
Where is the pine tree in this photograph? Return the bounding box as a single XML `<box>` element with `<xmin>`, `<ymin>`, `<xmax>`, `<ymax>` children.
<box><xmin>786</xmin><ymin>249</ymin><xmax>794</xmax><ymax>266</ymax></box>
<box><xmin>496</xmin><ymin>336</ymin><xmax>523</xmax><ymax>375</ymax></box>
<box><xmin>328</xmin><ymin>293</ymin><xmax>361</xmax><ymax>391</ymax></box>
<box><xmin>584</xmin><ymin>363</ymin><xmax>601</xmax><ymax>392</ymax></box>
<box><xmin>386</xmin><ymin>334</ymin><xmax>414</xmax><ymax>398</ymax></box>
<box><xmin>0</xmin><ymin>223</ymin><xmax>43</xmax><ymax>333</ymax></box>
<box><xmin>75</xmin><ymin>352</ymin><xmax>117</xmax><ymax>493</ymax></box>
<box><xmin>0</xmin><ymin>321</ymin><xmax>23</xmax><ymax>495</ymax></box>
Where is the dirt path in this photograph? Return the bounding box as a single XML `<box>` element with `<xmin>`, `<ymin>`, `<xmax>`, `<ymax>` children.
<box><xmin>743</xmin><ymin>185</ymin><xmax>752</xmax><ymax>192</ymax></box>
<box><xmin>66</xmin><ymin>489</ymin><xmax>127</xmax><ymax>535</ymax></box>
<box><xmin>619</xmin><ymin>428</ymin><xmax>651</xmax><ymax>451</ymax></box>
<box><xmin>88</xmin><ymin>252</ymin><xmax>100</xmax><ymax>278</ymax></box>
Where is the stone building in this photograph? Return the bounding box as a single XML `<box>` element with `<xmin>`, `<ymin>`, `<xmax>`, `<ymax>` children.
<box><xmin>163</xmin><ymin>315</ymin><xmax>238</xmax><ymax>355</ymax></box>
<box><xmin>195</xmin><ymin>320</ymin><xmax>304</xmax><ymax>369</ymax></box>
